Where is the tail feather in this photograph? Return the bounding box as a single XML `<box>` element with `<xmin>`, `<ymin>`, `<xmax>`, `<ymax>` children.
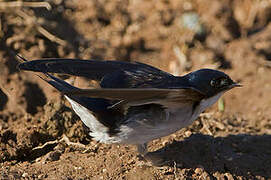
<box><xmin>17</xmin><ymin>55</ymin><xmax>112</xmax><ymax>111</ymax></box>
<box><xmin>17</xmin><ymin>55</ymin><xmax>123</xmax><ymax>133</ymax></box>
<box><xmin>45</xmin><ymin>73</ymin><xmax>79</xmax><ymax>92</ymax></box>
<box><xmin>17</xmin><ymin>55</ymin><xmax>79</xmax><ymax>93</ymax></box>
<box><xmin>16</xmin><ymin>54</ymin><xmax>28</xmax><ymax>62</ymax></box>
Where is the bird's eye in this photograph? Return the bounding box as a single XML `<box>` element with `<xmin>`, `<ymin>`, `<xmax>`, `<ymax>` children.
<box><xmin>210</xmin><ymin>79</ymin><xmax>216</xmax><ymax>87</ymax></box>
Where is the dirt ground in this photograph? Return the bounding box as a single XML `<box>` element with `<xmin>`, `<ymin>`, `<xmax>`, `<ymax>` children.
<box><xmin>1</xmin><ymin>0</ymin><xmax>271</xmax><ymax>179</ymax></box>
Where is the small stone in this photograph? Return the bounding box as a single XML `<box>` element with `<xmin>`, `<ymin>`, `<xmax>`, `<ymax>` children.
<box><xmin>224</xmin><ymin>173</ymin><xmax>234</xmax><ymax>180</ymax></box>
<box><xmin>22</xmin><ymin>172</ymin><xmax>28</xmax><ymax>178</ymax></box>
<box><xmin>38</xmin><ymin>174</ymin><xmax>43</xmax><ymax>179</ymax></box>
<box><xmin>45</xmin><ymin>150</ymin><xmax>61</xmax><ymax>161</ymax></box>
<box><xmin>199</xmin><ymin>172</ymin><xmax>211</xmax><ymax>179</ymax></box>
<box><xmin>178</xmin><ymin>12</ymin><xmax>205</xmax><ymax>36</ymax></box>
<box><xmin>35</xmin><ymin>157</ymin><xmax>42</xmax><ymax>162</ymax></box>
<box><xmin>184</xmin><ymin>131</ymin><xmax>192</xmax><ymax>137</ymax></box>
<box><xmin>162</xmin><ymin>140</ymin><xmax>169</xmax><ymax>147</ymax></box>
<box><xmin>74</xmin><ymin>166</ymin><xmax>82</xmax><ymax>170</ymax></box>
<box><xmin>195</xmin><ymin>168</ymin><xmax>203</xmax><ymax>174</ymax></box>
<box><xmin>215</xmin><ymin>121</ymin><xmax>225</xmax><ymax>130</ymax></box>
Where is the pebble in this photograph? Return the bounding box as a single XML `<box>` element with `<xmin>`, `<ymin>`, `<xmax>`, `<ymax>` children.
<box><xmin>224</xmin><ymin>173</ymin><xmax>234</xmax><ymax>180</ymax></box>
<box><xmin>74</xmin><ymin>166</ymin><xmax>82</xmax><ymax>170</ymax></box>
<box><xmin>22</xmin><ymin>172</ymin><xmax>28</xmax><ymax>178</ymax></box>
<box><xmin>194</xmin><ymin>168</ymin><xmax>203</xmax><ymax>174</ymax></box>
<box><xmin>45</xmin><ymin>150</ymin><xmax>62</xmax><ymax>161</ymax></box>
<box><xmin>184</xmin><ymin>130</ymin><xmax>192</xmax><ymax>137</ymax></box>
<box><xmin>178</xmin><ymin>12</ymin><xmax>205</xmax><ymax>36</ymax></box>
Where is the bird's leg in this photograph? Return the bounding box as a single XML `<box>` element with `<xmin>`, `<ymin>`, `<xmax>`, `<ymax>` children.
<box><xmin>137</xmin><ymin>143</ymin><xmax>148</xmax><ymax>156</ymax></box>
<box><xmin>137</xmin><ymin>143</ymin><xmax>165</xmax><ymax>166</ymax></box>
<box><xmin>136</xmin><ymin>143</ymin><xmax>152</xmax><ymax>164</ymax></box>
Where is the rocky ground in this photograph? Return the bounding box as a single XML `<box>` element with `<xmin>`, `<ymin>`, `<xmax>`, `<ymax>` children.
<box><xmin>0</xmin><ymin>0</ymin><xmax>271</xmax><ymax>179</ymax></box>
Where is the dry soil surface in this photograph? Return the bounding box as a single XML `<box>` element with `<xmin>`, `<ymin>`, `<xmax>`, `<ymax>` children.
<box><xmin>1</xmin><ymin>0</ymin><xmax>271</xmax><ymax>179</ymax></box>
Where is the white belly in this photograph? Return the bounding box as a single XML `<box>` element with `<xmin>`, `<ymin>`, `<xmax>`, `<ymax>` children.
<box><xmin>65</xmin><ymin>93</ymin><xmax>223</xmax><ymax>145</ymax></box>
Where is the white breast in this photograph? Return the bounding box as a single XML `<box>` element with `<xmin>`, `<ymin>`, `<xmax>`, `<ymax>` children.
<box><xmin>119</xmin><ymin>92</ymin><xmax>224</xmax><ymax>145</ymax></box>
<box><xmin>197</xmin><ymin>92</ymin><xmax>223</xmax><ymax>114</ymax></box>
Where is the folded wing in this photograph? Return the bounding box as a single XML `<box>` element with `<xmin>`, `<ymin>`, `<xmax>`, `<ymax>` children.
<box><xmin>18</xmin><ymin>58</ymin><xmax>205</xmax><ymax>108</ymax></box>
<box><xmin>64</xmin><ymin>88</ymin><xmax>205</xmax><ymax>106</ymax></box>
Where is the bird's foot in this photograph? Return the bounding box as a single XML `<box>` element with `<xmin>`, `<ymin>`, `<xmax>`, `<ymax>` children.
<box><xmin>137</xmin><ymin>151</ymin><xmax>167</xmax><ymax>166</ymax></box>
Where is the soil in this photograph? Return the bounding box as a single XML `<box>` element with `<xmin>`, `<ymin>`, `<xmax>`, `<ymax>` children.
<box><xmin>1</xmin><ymin>0</ymin><xmax>271</xmax><ymax>179</ymax></box>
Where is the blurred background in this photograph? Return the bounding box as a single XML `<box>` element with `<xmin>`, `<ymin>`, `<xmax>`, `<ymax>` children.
<box><xmin>0</xmin><ymin>0</ymin><xmax>271</xmax><ymax>179</ymax></box>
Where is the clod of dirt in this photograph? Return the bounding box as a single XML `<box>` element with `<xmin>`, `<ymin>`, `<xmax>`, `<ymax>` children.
<box><xmin>0</xmin><ymin>128</ymin><xmax>57</xmax><ymax>162</ymax></box>
<box><xmin>22</xmin><ymin>82</ymin><xmax>47</xmax><ymax>115</ymax></box>
<box><xmin>0</xmin><ymin>88</ymin><xmax>8</xmax><ymax>111</ymax></box>
<box><xmin>15</xmin><ymin>130</ymin><xmax>56</xmax><ymax>161</ymax></box>
<box><xmin>0</xmin><ymin>130</ymin><xmax>17</xmax><ymax>162</ymax></box>
<box><xmin>42</xmin><ymin>102</ymin><xmax>90</xmax><ymax>144</ymax></box>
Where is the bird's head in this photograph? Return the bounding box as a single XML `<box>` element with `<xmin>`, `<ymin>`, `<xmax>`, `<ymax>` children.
<box><xmin>183</xmin><ymin>69</ymin><xmax>241</xmax><ymax>97</ymax></box>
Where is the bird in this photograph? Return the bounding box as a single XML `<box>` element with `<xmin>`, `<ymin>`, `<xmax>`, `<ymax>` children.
<box><xmin>18</xmin><ymin>56</ymin><xmax>240</xmax><ymax>161</ymax></box>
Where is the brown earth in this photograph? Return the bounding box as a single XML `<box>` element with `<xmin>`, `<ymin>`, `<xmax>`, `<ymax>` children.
<box><xmin>1</xmin><ymin>0</ymin><xmax>271</xmax><ymax>179</ymax></box>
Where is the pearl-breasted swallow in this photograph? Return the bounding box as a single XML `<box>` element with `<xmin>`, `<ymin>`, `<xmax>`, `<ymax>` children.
<box><xmin>18</xmin><ymin>57</ymin><xmax>240</xmax><ymax>157</ymax></box>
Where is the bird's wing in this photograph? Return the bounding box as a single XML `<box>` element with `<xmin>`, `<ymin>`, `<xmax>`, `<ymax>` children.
<box><xmin>17</xmin><ymin>57</ymin><xmax>205</xmax><ymax>134</ymax></box>
<box><xmin>18</xmin><ymin>59</ymin><xmax>174</xmax><ymax>88</ymax></box>
<box><xmin>18</xmin><ymin>58</ymin><xmax>205</xmax><ymax>107</ymax></box>
<box><xmin>63</xmin><ymin>87</ymin><xmax>205</xmax><ymax>107</ymax></box>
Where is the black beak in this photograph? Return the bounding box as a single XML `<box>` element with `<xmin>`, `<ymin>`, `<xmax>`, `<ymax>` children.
<box><xmin>228</xmin><ymin>82</ymin><xmax>242</xmax><ymax>89</ymax></box>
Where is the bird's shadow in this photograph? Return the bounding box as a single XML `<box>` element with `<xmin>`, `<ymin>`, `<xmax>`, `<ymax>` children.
<box><xmin>151</xmin><ymin>133</ymin><xmax>271</xmax><ymax>178</ymax></box>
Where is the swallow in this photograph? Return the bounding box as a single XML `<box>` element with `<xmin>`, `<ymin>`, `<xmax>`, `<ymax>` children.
<box><xmin>18</xmin><ymin>57</ymin><xmax>240</xmax><ymax>158</ymax></box>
